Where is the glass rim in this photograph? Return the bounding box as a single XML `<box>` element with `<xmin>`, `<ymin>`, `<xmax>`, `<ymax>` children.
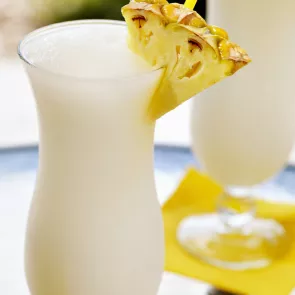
<box><xmin>18</xmin><ymin>19</ymin><xmax>162</xmax><ymax>82</ymax></box>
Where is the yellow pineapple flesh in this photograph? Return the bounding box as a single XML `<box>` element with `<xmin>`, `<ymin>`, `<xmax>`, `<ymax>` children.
<box><xmin>122</xmin><ymin>0</ymin><xmax>251</xmax><ymax>120</ymax></box>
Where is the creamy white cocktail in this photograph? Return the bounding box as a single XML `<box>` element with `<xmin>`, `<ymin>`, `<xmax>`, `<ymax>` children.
<box><xmin>19</xmin><ymin>21</ymin><xmax>164</xmax><ymax>295</ymax></box>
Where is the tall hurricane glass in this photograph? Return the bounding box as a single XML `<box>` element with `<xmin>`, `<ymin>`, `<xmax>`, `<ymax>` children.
<box><xmin>18</xmin><ymin>20</ymin><xmax>164</xmax><ymax>295</ymax></box>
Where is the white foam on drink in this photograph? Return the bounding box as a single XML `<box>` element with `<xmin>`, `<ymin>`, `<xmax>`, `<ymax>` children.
<box><xmin>21</xmin><ymin>22</ymin><xmax>153</xmax><ymax>79</ymax></box>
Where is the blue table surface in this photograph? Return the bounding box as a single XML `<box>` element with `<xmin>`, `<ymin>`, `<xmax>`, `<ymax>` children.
<box><xmin>1</xmin><ymin>145</ymin><xmax>295</xmax><ymax>199</ymax></box>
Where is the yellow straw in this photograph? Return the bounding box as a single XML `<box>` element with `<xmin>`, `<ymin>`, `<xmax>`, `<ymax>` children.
<box><xmin>184</xmin><ymin>0</ymin><xmax>198</xmax><ymax>9</ymax></box>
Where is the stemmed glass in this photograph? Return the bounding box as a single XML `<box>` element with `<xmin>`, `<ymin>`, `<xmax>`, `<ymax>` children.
<box><xmin>177</xmin><ymin>75</ymin><xmax>295</xmax><ymax>270</ymax></box>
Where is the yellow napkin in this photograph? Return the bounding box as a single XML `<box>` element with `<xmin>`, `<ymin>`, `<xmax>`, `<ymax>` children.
<box><xmin>163</xmin><ymin>168</ymin><xmax>295</xmax><ymax>295</ymax></box>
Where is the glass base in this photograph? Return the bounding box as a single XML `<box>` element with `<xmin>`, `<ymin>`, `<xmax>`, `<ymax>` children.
<box><xmin>177</xmin><ymin>214</ymin><xmax>286</xmax><ymax>270</ymax></box>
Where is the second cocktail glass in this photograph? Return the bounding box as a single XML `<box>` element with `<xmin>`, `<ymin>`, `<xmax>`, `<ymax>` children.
<box><xmin>178</xmin><ymin>78</ymin><xmax>295</xmax><ymax>270</ymax></box>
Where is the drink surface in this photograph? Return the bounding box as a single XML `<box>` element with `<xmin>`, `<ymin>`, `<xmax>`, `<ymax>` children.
<box><xmin>22</xmin><ymin>21</ymin><xmax>155</xmax><ymax>79</ymax></box>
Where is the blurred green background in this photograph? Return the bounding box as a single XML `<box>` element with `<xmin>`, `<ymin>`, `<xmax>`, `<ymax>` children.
<box><xmin>31</xmin><ymin>0</ymin><xmax>206</xmax><ymax>26</ymax></box>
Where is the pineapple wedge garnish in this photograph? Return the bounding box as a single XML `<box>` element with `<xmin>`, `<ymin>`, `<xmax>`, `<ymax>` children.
<box><xmin>122</xmin><ymin>0</ymin><xmax>251</xmax><ymax>120</ymax></box>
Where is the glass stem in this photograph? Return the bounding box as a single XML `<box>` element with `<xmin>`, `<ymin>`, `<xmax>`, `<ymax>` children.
<box><xmin>217</xmin><ymin>186</ymin><xmax>256</xmax><ymax>233</ymax></box>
